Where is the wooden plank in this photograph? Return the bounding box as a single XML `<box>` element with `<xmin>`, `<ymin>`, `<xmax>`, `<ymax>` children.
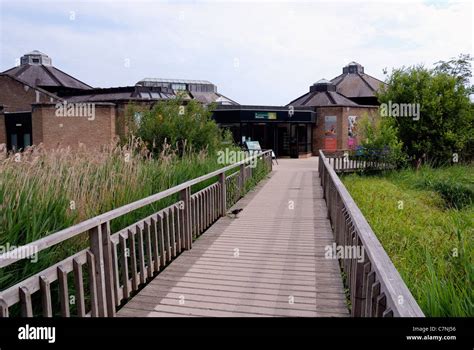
<box><xmin>0</xmin><ymin>298</ymin><xmax>8</xmax><ymax>317</ymax></box>
<box><xmin>151</xmin><ymin>217</ymin><xmax>160</xmax><ymax>273</ymax></box>
<box><xmin>119</xmin><ymin>233</ymin><xmax>130</xmax><ymax>299</ymax></box>
<box><xmin>88</xmin><ymin>225</ymin><xmax>106</xmax><ymax>317</ymax></box>
<box><xmin>174</xmin><ymin>205</ymin><xmax>182</xmax><ymax>253</ymax></box>
<box><xmin>57</xmin><ymin>266</ymin><xmax>70</xmax><ymax>317</ymax></box>
<box><xmin>111</xmin><ymin>241</ymin><xmax>121</xmax><ymax>307</ymax></box>
<box><xmin>19</xmin><ymin>286</ymin><xmax>33</xmax><ymax>317</ymax></box>
<box><xmin>157</xmin><ymin>213</ymin><xmax>165</xmax><ymax>267</ymax></box>
<box><xmin>86</xmin><ymin>251</ymin><xmax>99</xmax><ymax>317</ymax></box>
<box><xmin>129</xmin><ymin>228</ymin><xmax>138</xmax><ymax>291</ymax></box>
<box><xmin>39</xmin><ymin>276</ymin><xmax>53</xmax><ymax>317</ymax></box>
<box><xmin>163</xmin><ymin>210</ymin><xmax>171</xmax><ymax>263</ymax></box>
<box><xmin>365</xmin><ymin>271</ymin><xmax>376</xmax><ymax>317</ymax></box>
<box><xmin>203</xmin><ymin>189</ymin><xmax>208</xmax><ymax>229</ymax></box>
<box><xmin>137</xmin><ymin>224</ymin><xmax>147</xmax><ymax>285</ymax></box>
<box><xmin>100</xmin><ymin>222</ymin><xmax>116</xmax><ymax>317</ymax></box>
<box><xmin>370</xmin><ymin>281</ymin><xmax>381</xmax><ymax>317</ymax></box>
<box><xmin>72</xmin><ymin>259</ymin><xmax>86</xmax><ymax>317</ymax></box>
<box><xmin>383</xmin><ymin>308</ymin><xmax>394</xmax><ymax>317</ymax></box>
<box><xmin>170</xmin><ymin>208</ymin><xmax>177</xmax><ymax>258</ymax></box>
<box><xmin>376</xmin><ymin>293</ymin><xmax>387</xmax><ymax>317</ymax></box>
<box><xmin>144</xmin><ymin>220</ymin><xmax>153</xmax><ymax>278</ymax></box>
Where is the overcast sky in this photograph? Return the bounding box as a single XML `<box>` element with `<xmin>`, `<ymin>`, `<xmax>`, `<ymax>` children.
<box><xmin>0</xmin><ymin>0</ymin><xmax>472</xmax><ymax>105</ymax></box>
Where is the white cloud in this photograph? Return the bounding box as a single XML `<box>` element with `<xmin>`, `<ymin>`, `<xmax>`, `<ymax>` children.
<box><xmin>0</xmin><ymin>0</ymin><xmax>472</xmax><ymax>104</ymax></box>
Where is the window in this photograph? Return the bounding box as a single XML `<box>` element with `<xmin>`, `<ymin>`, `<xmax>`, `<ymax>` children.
<box><xmin>171</xmin><ymin>83</ymin><xmax>186</xmax><ymax>91</ymax></box>
<box><xmin>24</xmin><ymin>134</ymin><xmax>31</xmax><ymax>147</ymax></box>
<box><xmin>32</xmin><ymin>58</ymin><xmax>40</xmax><ymax>63</ymax></box>
<box><xmin>11</xmin><ymin>134</ymin><xmax>18</xmax><ymax>151</ymax></box>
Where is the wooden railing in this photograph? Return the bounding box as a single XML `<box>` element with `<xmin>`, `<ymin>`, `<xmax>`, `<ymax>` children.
<box><xmin>0</xmin><ymin>150</ymin><xmax>273</xmax><ymax>317</ymax></box>
<box><xmin>323</xmin><ymin>149</ymin><xmax>395</xmax><ymax>173</ymax></box>
<box><xmin>318</xmin><ymin>150</ymin><xmax>424</xmax><ymax>317</ymax></box>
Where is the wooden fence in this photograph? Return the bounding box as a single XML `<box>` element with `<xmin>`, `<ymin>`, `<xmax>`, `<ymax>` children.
<box><xmin>0</xmin><ymin>150</ymin><xmax>273</xmax><ymax>317</ymax></box>
<box><xmin>323</xmin><ymin>149</ymin><xmax>395</xmax><ymax>173</ymax></box>
<box><xmin>319</xmin><ymin>150</ymin><xmax>424</xmax><ymax>317</ymax></box>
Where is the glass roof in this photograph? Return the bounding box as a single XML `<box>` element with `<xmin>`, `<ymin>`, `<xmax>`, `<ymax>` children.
<box><xmin>138</xmin><ymin>78</ymin><xmax>213</xmax><ymax>85</ymax></box>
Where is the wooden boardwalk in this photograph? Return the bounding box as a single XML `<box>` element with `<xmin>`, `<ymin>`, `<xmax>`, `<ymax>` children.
<box><xmin>118</xmin><ymin>158</ymin><xmax>349</xmax><ymax>317</ymax></box>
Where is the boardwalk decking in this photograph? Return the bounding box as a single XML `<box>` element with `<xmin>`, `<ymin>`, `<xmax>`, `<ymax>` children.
<box><xmin>118</xmin><ymin>158</ymin><xmax>349</xmax><ymax>317</ymax></box>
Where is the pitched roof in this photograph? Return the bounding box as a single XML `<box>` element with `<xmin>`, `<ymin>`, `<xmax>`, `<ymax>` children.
<box><xmin>288</xmin><ymin>90</ymin><xmax>359</xmax><ymax>107</ymax></box>
<box><xmin>1</xmin><ymin>64</ymin><xmax>92</xmax><ymax>90</ymax></box>
<box><xmin>331</xmin><ymin>62</ymin><xmax>386</xmax><ymax>98</ymax></box>
<box><xmin>288</xmin><ymin>79</ymin><xmax>359</xmax><ymax>107</ymax></box>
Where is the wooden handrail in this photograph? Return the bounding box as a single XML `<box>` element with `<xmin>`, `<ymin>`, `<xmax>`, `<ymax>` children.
<box><xmin>0</xmin><ymin>150</ymin><xmax>273</xmax><ymax>317</ymax></box>
<box><xmin>0</xmin><ymin>150</ymin><xmax>272</xmax><ymax>269</ymax></box>
<box><xmin>318</xmin><ymin>150</ymin><xmax>424</xmax><ymax>317</ymax></box>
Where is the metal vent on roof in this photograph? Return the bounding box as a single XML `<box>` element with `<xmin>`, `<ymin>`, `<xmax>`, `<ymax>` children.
<box><xmin>343</xmin><ymin>61</ymin><xmax>364</xmax><ymax>74</ymax></box>
<box><xmin>310</xmin><ymin>79</ymin><xmax>336</xmax><ymax>92</ymax></box>
<box><xmin>314</xmin><ymin>78</ymin><xmax>331</xmax><ymax>85</ymax></box>
<box><xmin>20</xmin><ymin>50</ymin><xmax>52</xmax><ymax>66</ymax></box>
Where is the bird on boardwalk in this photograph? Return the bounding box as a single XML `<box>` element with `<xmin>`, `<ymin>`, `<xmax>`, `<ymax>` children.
<box><xmin>227</xmin><ymin>208</ymin><xmax>243</xmax><ymax>218</ymax></box>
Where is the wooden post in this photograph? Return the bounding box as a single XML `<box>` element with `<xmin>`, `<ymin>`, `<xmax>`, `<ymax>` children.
<box><xmin>89</xmin><ymin>222</ymin><xmax>116</xmax><ymax>317</ymax></box>
<box><xmin>239</xmin><ymin>163</ymin><xmax>246</xmax><ymax>197</ymax></box>
<box><xmin>219</xmin><ymin>172</ymin><xmax>227</xmax><ymax>217</ymax></box>
<box><xmin>0</xmin><ymin>298</ymin><xmax>8</xmax><ymax>317</ymax></box>
<box><xmin>180</xmin><ymin>187</ymin><xmax>192</xmax><ymax>250</ymax></box>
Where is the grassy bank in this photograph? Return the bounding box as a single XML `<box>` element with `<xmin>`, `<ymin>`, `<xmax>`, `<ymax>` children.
<box><xmin>342</xmin><ymin>165</ymin><xmax>473</xmax><ymax>317</ymax></box>
<box><xmin>0</xmin><ymin>141</ymin><xmax>267</xmax><ymax>291</ymax></box>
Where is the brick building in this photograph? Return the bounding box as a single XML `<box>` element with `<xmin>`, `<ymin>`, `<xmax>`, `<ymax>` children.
<box><xmin>215</xmin><ymin>62</ymin><xmax>385</xmax><ymax>157</ymax></box>
<box><xmin>287</xmin><ymin>75</ymin><xmax>380</xmax><ymax>153</ymax></box>
<box><xmin>0</xmin><ymin>52</ymin><xmax>385</xmax><ymax>156</ymax></box>
<box><xmin>0</xmin><ymin>51</ymin><xmax>236</xmax><ymax>151</ymax></box>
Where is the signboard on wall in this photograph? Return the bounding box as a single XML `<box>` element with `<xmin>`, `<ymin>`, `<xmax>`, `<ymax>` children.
<box><xmin>324</xmin><ymin>116</ymin><xmax>337</xmax><ymax>151</ymax></box>
<box><xmin>245</xmin><ymin>141</ymin><xmax>262</xmax><ymax>151</ymax></box>
<box><xmin>348</xmin><ymin>115</ymin><xmax>358</xmax><ymax>149</ymax></box>
<box><xmin>255</xmin><ymin>112</ymin><xmax>277</xmax><ymax>120</ymax></box>
<box><xmin>324</xmin><ymin>116</ymin><xmax>337</xmax><ymax>137</ymax></box>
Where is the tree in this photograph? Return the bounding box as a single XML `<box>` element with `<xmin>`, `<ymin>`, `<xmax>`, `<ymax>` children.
<box><xmin>357</xmin><ymin>113</ymin><xmax>406</xmax><ymax>167</ymax></box>
<box><xmin>135</xmin><ymin>96</ymin><xmax>230</xmax><ymax>156</ymax></box>
<box><xmin>434</xmin><ymin>53</ymin><xmax>474</xmax><ymax>93</ymax></box>
<box><xmin>377</xmin><ymin>64</ymin><xmax>473</xmax><ymax>165</ymax></box>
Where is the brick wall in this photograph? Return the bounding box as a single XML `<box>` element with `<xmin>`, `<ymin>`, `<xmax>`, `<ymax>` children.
<box><xmin>312</xmin><ymin>105</ymin><xmax>379</xmax><ymax>154</ymax></box>
<box><xmin>32</xmin><ymin>103</ymin><xmax>117</xmax><ymax>150</ymax></box>
<box><xmin>312</xmin><ymin>106</ymin><xmax>342</xmax><ymax>154</ymax></box>
<box><xmin>341</xmin><ymin>106</ymin><xmax>379</xmax><ymax>149</ymax></box>
<box><xmin>0</xmin><ymin>75</ymin><xmax>60</xmax><ymax>112</ymax></box>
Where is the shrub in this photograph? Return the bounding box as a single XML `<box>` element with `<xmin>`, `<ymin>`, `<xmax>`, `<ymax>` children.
<box><xmin>135</xmin><ymin>96</ymin><xmax>231</xmax><ymax>156</ymax></box>
<box><xmin>357</xmin><ymin>113</ymin><xmax>407</xmax><ymax>167</ymax></box>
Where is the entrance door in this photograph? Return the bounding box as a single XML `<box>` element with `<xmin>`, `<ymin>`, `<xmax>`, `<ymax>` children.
<box><xmin>277</xmin><ymin>124</ymin><xmax>290</xmax><ymax>157</ymax></box>
<box><xmin>5</xmin><ymin>112</ymin><xmax>32</xmax><ymax>151</ymax></box>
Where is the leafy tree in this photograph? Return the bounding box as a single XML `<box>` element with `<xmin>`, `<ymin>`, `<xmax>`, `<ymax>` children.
<box><xmin>357</xmin><ymin>113</ymin><xmax>406</xmax><ymax>167</ymax></box>
<box><xmin>434</xmin><ymin>53</ymin><xmax>474</xmax><ymax>93</ymax></box>
<box><xmin>377</xmin><ymin>64</ymin><xmax>473</xmax><ymax>165</ymax></box>
<box><xmin>136</xmin><ymin>95</ymin><xmax>231</xmax><ymax>156</ymax></box>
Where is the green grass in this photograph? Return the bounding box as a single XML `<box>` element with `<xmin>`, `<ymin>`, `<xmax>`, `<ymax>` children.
<box><xmin>342</xmin><ymin>164</ymin><xmax>473</xmax><ymax>317</ymax></box>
